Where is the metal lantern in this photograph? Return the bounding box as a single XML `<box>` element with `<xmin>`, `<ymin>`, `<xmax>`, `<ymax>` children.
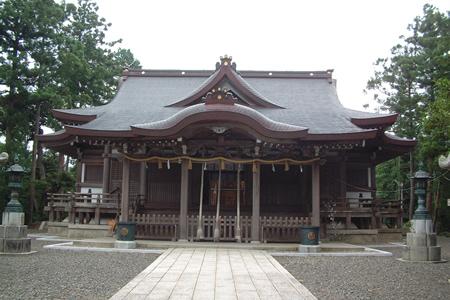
<box><xmin>5</xmin><ymin>163</ymin><xmax>25</xmax><ymax>213</ymax></box>
<box><xmin>6</xmin><ymin>164</ymin><xmax>25</xmax><ymax>189</ymax></box>
<box><xmin>411</xmin><ymin>165</ymin><xmax>432</xmax><ymax>220</ymax></box>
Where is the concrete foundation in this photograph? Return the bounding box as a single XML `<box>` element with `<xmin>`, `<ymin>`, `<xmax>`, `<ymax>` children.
<box><xmin>114</xmin><ymin>240</ymin><xmax>136</xmax><ymax>249</ymax></box>
<box><xmin>326</xmin><ymin>229</ymin><xmax>402</xmax><ymax>244</ymax></box>
<box><xmin>47</xmin><ymin>222</ymin><xmax>69</xmax><ymax>236</ymax></box>
<box><xmin>67</xmin><ymin>224</ymin><xmax>112</xmax><ymax>239</ymax></box>
<box><xmin>298</xmin><ymin>244</ymin><xmax>321</xmax><ymax>253</ymax></box>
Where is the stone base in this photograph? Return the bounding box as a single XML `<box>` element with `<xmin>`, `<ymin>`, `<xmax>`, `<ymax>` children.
<box><xmin>114</xmin><ymin>240</ymin><xmax>136</xmax><ymax>249</ymax></box>
<box><xmin>2</xmin><ymin>212</ymin><xmax>25</xmax><ymax>226</ymax></box>
<box><xmin>412</xmin><ymin>219</ymin><xmax>433</xmax><ymax>234</ymax></box>
<box><xmin>0</xmin><ymin>224</ymin><xmax>32</xmax><ymax>254</ymax></box>
<box><xmin>403</xmin><ymin>232</ymin><xmax>442</xmax><ymax>262</ymax></box>
<box><xmin>0</xmin><ymin>225</ymin><xmax>28</xmax><ymax>238</ymax></box>
<box><xmin>47</xmin><ymin>222</ymin><xmax>69</xmax><ymax>236</ymax></box>
<box><xmin>39</xmin><ymin>221</ymin><xmax>48</xmax><ymax>231</ymax></box>
<box><xmin>68</xmin><ymin>224</ymin><xmax>112</xmax><ymax>239</ymax></box>
<box><xmin>428</xmin><ymin>246</ymin><xmax>441</xmax><ymax>261</ymax></box>
<box><xmin>0</xmin><ymin>238</ymin><xmax>31</xmax><ymax>253</ymax></box>
<box><xmin>298</xmin><ymin>244</ymin><xmax>321</xmax><ymax>253</ymax></box>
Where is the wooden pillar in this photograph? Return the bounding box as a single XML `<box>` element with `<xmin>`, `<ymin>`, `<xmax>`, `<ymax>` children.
<box><xmin>251</xmin><ymin>163</ymin><xmax>260</xmax><ymax>243</ymax></box>
<box><xmin>139</xmin><ymin>162</ymin><xmax>147</xmax><ymax>199</ymax></box>
<box><xmin>120</xmin><ymin>157</ymin><xmax>130</xmax><ymax>222</ymax></box>
<box><xmin>339</xmin><ymin>160</ymin><xmax>347</xmax><ymax>200</ymax></box>
<box><xmin>196</xmin><ymin>163</ymin><xmax>205</xmax><ymax>240</ymax></box>
<box><xmin>213</xmin><ymin>167</ymin><xmax>222</xmax><ymax>242</ymax></box>
<box><xmin>235</xmin><ymin>164</ymin><xmax>241</xmax><ymax>242</ymax></box>
<box><xmin>102</xmin><ymin>144</ymin><xmax>111</xmax><ymax>193</ymax></box>
<box><xmin>179</xmin><ymin>159</ymin><xmax>189</xmax><ymax>241</ymax></box>
<box><xmin>312</xmin><ymin>161</ymin><xmax>320</xmax><ymax>227</ymax></box>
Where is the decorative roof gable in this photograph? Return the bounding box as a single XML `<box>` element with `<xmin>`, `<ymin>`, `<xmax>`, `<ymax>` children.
<box><xmin>166</xmin><ymin>55</ymin><xmax>284</xmax><ymax>108</ymax></box>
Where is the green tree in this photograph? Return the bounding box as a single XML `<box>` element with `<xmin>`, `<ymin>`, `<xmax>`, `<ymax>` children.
<box><xmin>367</xmin><ymin>4</ymin><xmax>449</xmax><ymax>228</ymax></box>
<box><xmin>0</xmin><ymin>0</ymin><xmax>65</xmax><ymax>157</ymax></box>
<box><xmin>0</xmin><ymin>0</ymin><xmax>141</xmax><ymax>223</ymax></box>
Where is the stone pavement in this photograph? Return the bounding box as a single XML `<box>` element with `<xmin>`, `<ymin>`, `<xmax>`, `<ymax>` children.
<box><xmin>110</xmin><ymin>248</ymin><xmax>316</xmax><ymax>300</ymax></box>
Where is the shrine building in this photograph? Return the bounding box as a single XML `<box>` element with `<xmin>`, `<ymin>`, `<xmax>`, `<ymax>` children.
<box><xmin>39</xmin><ymin>56</ymin><xmax>415</xmax><ymax>242</ymax></box>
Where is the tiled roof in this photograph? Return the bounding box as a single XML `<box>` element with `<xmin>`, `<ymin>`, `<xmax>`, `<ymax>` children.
<box><xmin>52</xmin><ymin>65</ymin><xmax>396</xmax><ymax>136</ymax></box>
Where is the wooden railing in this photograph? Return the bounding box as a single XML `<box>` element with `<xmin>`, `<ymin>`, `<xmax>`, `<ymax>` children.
<box><xmin>260</xmin><ymin>216</ymin><xmax>310</xmax><ymax>243</ymax></box>
<box><xmin>321</xmin><ymin>197</ymin><xmax>402</xmax><ymax>229</ymax></box>
<box><xmin>130</xmin><ymin>214</ymin><xmax>178</xmax><ymax>241</ymax></box>
<box><xmin>322</xmin><ymin>197</ymin><xmax>402</xmax><ymax>213</ymax></box>
<box><xmin>45</xmin><ymin>192</ymin><xmax>119</xmax><ymax>224</ymax></box>
<box><xmin>129</xmin><ymin>213</ymin><xmax>310</xmax><ymax>243</ymax></box>
<box><xmin>187</xmin><ymin>215</ymin><xmax>253</xmax><ymax>242</ymax></box>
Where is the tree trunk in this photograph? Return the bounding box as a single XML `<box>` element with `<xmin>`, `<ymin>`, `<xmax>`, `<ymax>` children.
<box><xmin>408</xmin><ymin>152</ymin><xmax>415</xmax><ymax>220</ymax></box>
<box><xmin>29</xmin><ymin>104</ymin><xmax>41</xmax><ymax>225</ymax></box>
<box><xmin>426</xmin><ymin>180</ymin><xmax>433</xmax><ymax>211</ymax></box>
<box><xmin>425</xmin><ymin>158</ymin><xmax>433</xmax><ymax>211</ymax></box>
<box><xmin>432</xmin><ymin>180</ymin><xmax>440</xmax><ymax>232</ymax></box>
<box><xmin>37</xmin><ymin>143</ymin><xmax>46</xmax><ymax>179</ymax></box>
<box><xmin>58</xmin><ymin>153</ymin><xmax>65</xmax><ymax>174</ymax></box>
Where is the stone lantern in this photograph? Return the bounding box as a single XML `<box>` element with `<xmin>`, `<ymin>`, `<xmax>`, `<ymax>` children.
<box><xmin>0</xmin><ymin>163</ymin><xmax>32</xmax><ymax>253</ymax></box>
<box><xmin>4</xmin><ymin>164</ymin><xmax>25</xmax><ymax>215</ymax></box>
<box><xmin>411</xmin><ymin>168</ymin><xmax>432</xmax><ymax>233</ymax></box>
<box><xmin>402</xmin><ymin>165</ymin><xmax>442</xmax><ymax>262</ymax></box>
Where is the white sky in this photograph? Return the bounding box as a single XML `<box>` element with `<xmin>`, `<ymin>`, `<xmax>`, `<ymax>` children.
<box><xmin>96</xmin><ymin>0</ymin><xmax>448</xmax><ymax>111</ymax></box>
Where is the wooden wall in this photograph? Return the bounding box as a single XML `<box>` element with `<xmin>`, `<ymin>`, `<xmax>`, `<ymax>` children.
<box><xmin>78</xmin><ymin>154</ymin><xmax>376</xmax><ymax>216</ymax></box>
<box><xmin>260</xmin><ymin>165</ymin><xmax>310</xmax><ymax>215</ymax></box>
<box><xmin>146</xmin><ymin>163</ymin><xmax>181</xmax><ymax>210</ymax></box>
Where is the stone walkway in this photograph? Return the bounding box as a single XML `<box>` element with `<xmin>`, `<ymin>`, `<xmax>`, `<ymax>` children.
<box><xmin>110</xmin><ymin>248</ymin><xmax>316</xmax><ymax>300</ymax></box>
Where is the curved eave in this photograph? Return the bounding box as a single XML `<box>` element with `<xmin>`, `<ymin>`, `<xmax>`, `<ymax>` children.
<box><xmin>37</xmin><ymin>130</ymin><xmax>76</xmax><ymax>154</ymax></box>
<box><xmin>383</xmin><ymin>133</ymin><xmax>417</xmax><ymax>147</ymax></box>
<box><xmin>166</xmin><ymin>66</ymin><xmax>284</xmax><ymax>108</ymax></box>
<box><xmin>64</xmin><ymin>125</ymin><xmax>134</xmax><ymax>137</ymax></box>
<box><xmin>37</xmin><ymin>130</ymin><xmax>72</xmax><ymax>142</ymax></box>
<box><xmin>305</xmin><ymin>130</ymin><xmax>378</xmax><ymax>141</ymax></box>
<box><xmin>131</xmin><ymin>110</ymin><xmax>308</xmax><ymax>139</ymax></box>
<box><xmin>52</xmin><ymin>109</ymin><xmax>97</xmax><ymax>124</ymax></box>
<box><xmin>351</xmin><ymin>114</ymin><xmax>398</xmax><ymax>129</ymax></box>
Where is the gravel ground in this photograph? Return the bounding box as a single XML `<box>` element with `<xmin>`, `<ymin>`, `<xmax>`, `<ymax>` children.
<box><xmin>1</xmin><ymin>236</ymin><xmax>449</xmax><ymax>300</ymax></box>
<box><xmin>0</xmin><ymin>239</ymin><xmax>159</xmax><ymax>300</ymax></box>
<box><xmin>276</xmin><ymin>236</ymin><xmax>450</xmax><ymax>300</ymax></box>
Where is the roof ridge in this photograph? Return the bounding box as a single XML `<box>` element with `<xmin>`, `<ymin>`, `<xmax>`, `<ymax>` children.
<box><xmin>122</xmin><ymin>69</ymin><xmax>334</xmax><ymax>79</ymax></box>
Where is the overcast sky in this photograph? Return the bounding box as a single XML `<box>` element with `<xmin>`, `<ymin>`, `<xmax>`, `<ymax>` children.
<box><xmin>94</xmin><ymin>0</ymin><xmax>448</xmax><ymax>111</ymax></box>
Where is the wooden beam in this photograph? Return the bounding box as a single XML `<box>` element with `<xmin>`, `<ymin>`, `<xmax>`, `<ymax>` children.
<box><xmin>251</xmin><ymin>163</ymin><xmax>260</xmax><ymax>242</ymax></box>
<box><xmin>312</xmin><ymin>161</ymin><xmax>320</xmax><ymax>226</ymax></box>
<box><xmin>179</xmin><ymin>159</ymin><xmax>189</xmax><ymax>241</ymax></box>
<box><xmin>120</xmin><ymin>157</ymin><xmax>130</xmax><ymax>222</ymax></box>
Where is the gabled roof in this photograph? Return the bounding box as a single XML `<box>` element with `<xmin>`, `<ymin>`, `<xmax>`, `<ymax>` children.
<box><xmin>166</xmin><ymin>56</ymin><xmax>283</xmax><ymax>108</ymax></box>
<box><xmin>43</xmin><ymin>56</ymin><xmax>413</xmax><ymax>145</ymax></box>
